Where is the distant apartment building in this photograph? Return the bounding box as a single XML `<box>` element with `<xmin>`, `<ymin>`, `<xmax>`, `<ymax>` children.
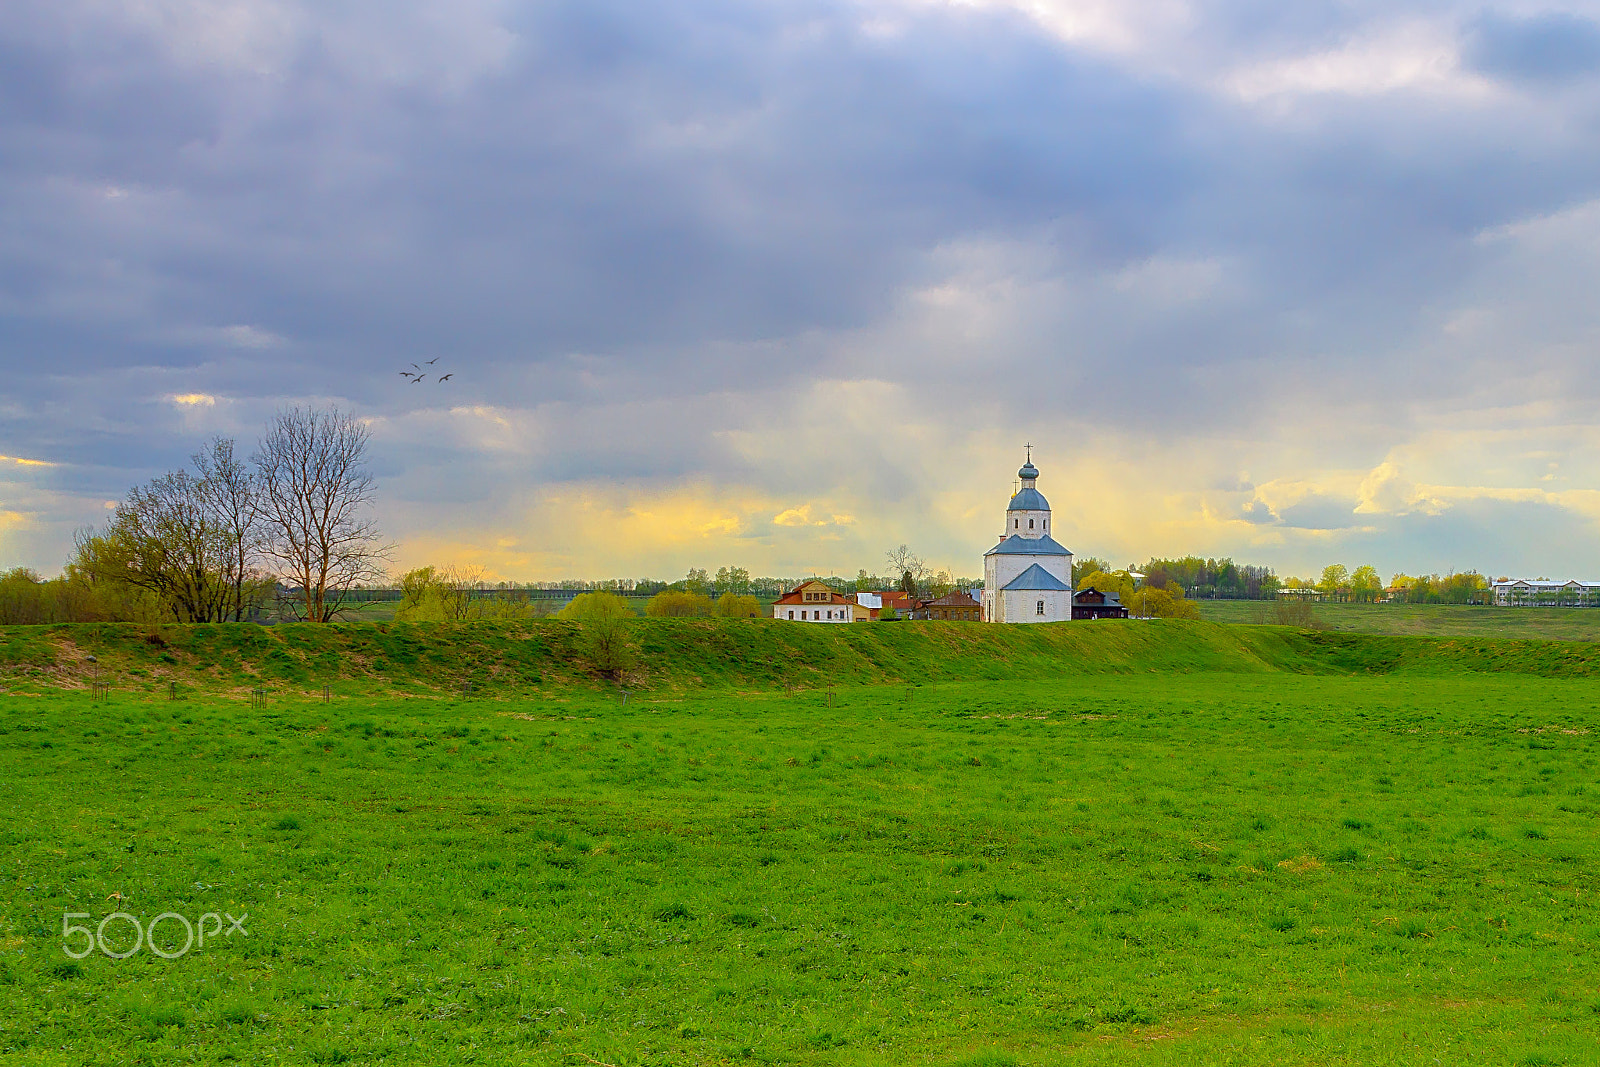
<box><xmin>1491</xmin><ymin>579</ymin><xmax>1600</xmax><ymax>608</ymax></box>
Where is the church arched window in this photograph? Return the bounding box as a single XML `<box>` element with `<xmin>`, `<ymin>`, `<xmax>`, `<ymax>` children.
<box><xmin>1036</xmin><ymin>600</ymin><xmax>1045</xmax><ymax>615</ymax></box>
<box><xmin>1029</xmin><ymin>519</ymin><xmax>1034</xmax><ymax>529</ymax></box>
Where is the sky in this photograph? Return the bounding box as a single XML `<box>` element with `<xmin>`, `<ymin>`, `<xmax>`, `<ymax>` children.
<box><xmin>3</xmin><ymin>0</ymin><xmax>1600</xmax><ymax>583</ymax></box>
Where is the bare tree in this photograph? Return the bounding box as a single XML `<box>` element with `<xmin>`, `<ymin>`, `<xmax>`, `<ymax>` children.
<box><xmin>90</xmin><ymin>470</ymin><xmax>236</xmax><ymax>621</ymax></box>
<box><xmin>254</xmin><ymin>407</ymin><xmax>390</xmax><ymax>622</ymax></box>
<box><xmin>193</xmin><ymin>436</ymin><xmax>265</xmax><ymax>621</ymax></box>
<box><xmin>885</xmin><ymin>544</ymin><xmax>927</xmax><ymax>581</ymax></box>
<box><xmin>885</xmin><ymin>544</ymin><xmax>929</xmax><ymax>596</ymax></box>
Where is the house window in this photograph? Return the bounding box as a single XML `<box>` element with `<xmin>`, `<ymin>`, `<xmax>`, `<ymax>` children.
<box><xmin>1036</xmin><ymin>600</ymin><xmax>1045</xmax><ymax>615</ymax></box>
<box><xmin>788</xmin><ymin>610</ymin><xmax>794</xmax><ymax>620</ymax></box>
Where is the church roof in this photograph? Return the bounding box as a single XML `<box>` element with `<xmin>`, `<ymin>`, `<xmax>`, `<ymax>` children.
<box><xmin>1001</xmin><ymin>564</ymin><xmax>1072</xmax><ymax>592</ymax></box>
<box><xmin>984</xmin><ymin>533</ymin><xmax>1073</xmax><ymax>557</ymax></box>
<box><xmin>1007</xmin><ymin>487</ymin><xmax>1050</xmax><ymax>511</ymax></box>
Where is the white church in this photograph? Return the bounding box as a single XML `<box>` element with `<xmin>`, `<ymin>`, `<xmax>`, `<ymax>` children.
<box><xmin>982</xmin><ymin>451</ymin><xmax>1075</xmax><ymax>623</ymax></box>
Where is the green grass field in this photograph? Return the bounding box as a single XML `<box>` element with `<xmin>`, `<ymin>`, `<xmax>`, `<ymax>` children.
<box><xmin>3</xmin><ymin>622</ymin><xmax>1599</xmax><ymax>1064</ymax></box>
<box><xmin>1196</xmin><ymin>599</ymin><xmax>1600</xmax><ymax>642</ymax></box>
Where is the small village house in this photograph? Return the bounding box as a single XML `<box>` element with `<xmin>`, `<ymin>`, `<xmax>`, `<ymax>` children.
<box><xmin>852</xmin><ymin>590</ymin><xmax>916</xmax><ymax>620</ymax></box>
<box><xmin>772</xmin><ymin>580</ymin><xmax>860</xmax><ymax>623</ymax></box>
<box><xmin>1072</xmin><ymin>587</ymin><xmax>1129</xmax><ymax>620</ymax></box>
<box><xmin>911</xmin><ymin>590</ymin><xmax>982</xmax><ymax>620</ymax></box>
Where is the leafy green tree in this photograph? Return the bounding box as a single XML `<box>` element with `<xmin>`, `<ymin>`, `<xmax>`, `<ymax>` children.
<box><xmin>1349</xmin><ymin>565</ymin><xmax>1383</xmax><ymax>603</ymax></box>
<box><xmin>713</xmin><ymin>567</ymin><xmax>751</xmax><ymax>595</ymax></box>
<box><xmin>395</xmin><ymin>566</ymin><xmax>448</xmax><ymax>621</ymax></box>
<box><xmin>683</xmin><ymin>568</ymin><xmax>710</xmax><ymax>596</ymax></box>
<box><xmin>557</xmin><ymin>592</ymin><xmax>636</xmax><ymax>678</ymax></box>
<box><xmin>1319</xmin><ymin>564</ymin><xmax>1350</xmax><ymax>601</ymax></box>
<box><xmin>855</xmin><ymin>569</ymin><xmax>872</xmax><ymax>593</ymax></box>
<box><xmin>1071</xmin><ymin>557</ymin><xmax>1111</xmax><ymax>586</ymax></box>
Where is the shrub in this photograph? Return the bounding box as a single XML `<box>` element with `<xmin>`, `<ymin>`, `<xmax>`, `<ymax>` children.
<box><xmin>557</xmin><ymin>593</ymin><xmax>637</xmax><ymax>678</ymax></box>
<box><xmin>712</xmin><ymin>592</ymin><xmax>761</xmax><ymax>618</ymax></box>
<box><xmin>645</xmin><ymin>591</ymin><xmax>712</xmax><ymax>617</ymax></box>
<box><xmin>1273</xmin><ymin>599</ymin><xmax>1323</xmax><ymax>628</ymax></box>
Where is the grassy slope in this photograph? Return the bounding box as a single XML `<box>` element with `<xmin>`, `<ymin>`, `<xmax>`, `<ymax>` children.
<box><xmin>7</xmin><ymin>618</ymin><xmax>1600</xmax><ymax>696</ymax></box>
<box><xmin>1196</xmin><ymin>599</ymin><xmax>1600</xmax><ymax>642</ymax></box>
<box><xmin>2</xmin><ymin>677</ymin><xmax>1597</xmax><ymax>1065</ymax></box>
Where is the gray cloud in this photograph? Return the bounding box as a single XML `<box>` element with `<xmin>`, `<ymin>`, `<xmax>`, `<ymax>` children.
<box><xmin>4</xmin><ymin>1</ymin><xmax>1600</xmax><ymax>576</ymax></box>
<box><xmin>1466</xmin><ymin>11</ymin><xmax>1600</xmax><ymax>85</ymax></box>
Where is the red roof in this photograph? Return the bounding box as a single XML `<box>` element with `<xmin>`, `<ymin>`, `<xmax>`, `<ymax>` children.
<box><xmin>774</xmin><ymin>586</ymin><xmax>854</xmax><ymax>606</ymax></box>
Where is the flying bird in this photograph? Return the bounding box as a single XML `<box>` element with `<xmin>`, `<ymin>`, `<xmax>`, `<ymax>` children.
<box><xmin>438</xmin><ymin>373</ymin><xmax>453</xmax><ymax>382</ymax></box>
<box><xmin>424</xmin><ymin>358</ymin><xmax>439</xmax><ymax>365</ymax></box>
<box><xmin>411</xmin><ymin>375</ymin><xmax>426</xmax><ymax>384</ymax></box>
<box><xmin>399</xmin><ymin>371</ymin><xmax>414</xmax><ymax>378</ymax></box>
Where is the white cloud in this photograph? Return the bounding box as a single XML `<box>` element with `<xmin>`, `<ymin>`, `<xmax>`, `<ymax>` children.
<box><xmin>1223</xmin><ymin>20</ymin><xmax>1494</xmax><ymax>102</ymax></box>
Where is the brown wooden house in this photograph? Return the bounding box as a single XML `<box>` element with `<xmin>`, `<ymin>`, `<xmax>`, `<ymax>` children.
<box><xmin>1072</xmin><ymin>587</ymin><xmax>1129</xmax><ymax>620</ymax></box>
<box><xmin>912</xmin><ymin>590</ymin><xmax>982</xmax><ymax>621</ymax></box>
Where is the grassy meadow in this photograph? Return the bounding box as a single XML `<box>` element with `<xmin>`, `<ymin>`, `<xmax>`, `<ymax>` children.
<box><xmin>1195</xmin><ymin>599</ymin><xmax>1600</xmax><ymax>643</ymax></box>
<box><xmin>3</xmin><ymin>640</ymin><xmax>1599</xmax><ymax>1064</ymax></box>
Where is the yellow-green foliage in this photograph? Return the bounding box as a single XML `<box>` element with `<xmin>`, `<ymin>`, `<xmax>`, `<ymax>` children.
<box><xmin>646</xmin><ymin>590</ymin><xmax>713</xmax><ymax>617</ymax></box>
<box><xmin>712</xmin><ymin>592</ymin><xmax>760</xmax><ymax>618</ymax></box>
<box><xmin>394</xmin><ymin>566</ymin><xmax>450</xmax><ymax>622</ymax></box>
<box><xmin>0</xmin><ymin>567</ymin><xmax>167</xmax><ymax>625</ymax></box>
<box><xmin>556</xmin><ymin>592</ymin><xmax>634</xmax><ymax>622</ymax></box>
<box><xmin>557</xmin><ymin>592</ymin><xmax>636</xmax><ymax>677</ymax></box>
<box><xmin>1130</xmin><ymin>581</ymin><xmax>1202</xmax><ymax>620</ymax></box>
<box><xmin>395</xmin><ymin>566</ymin><xmax>536</xmax><ymax>623</ymax></box>
<box><xmin>1076</xmin><ymin>569</ymin><xmax>1134</xmax><ymax>602</ymax></box>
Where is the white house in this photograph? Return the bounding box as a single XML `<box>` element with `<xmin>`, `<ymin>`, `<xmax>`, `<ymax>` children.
<box><xmin>982</xmin><ymin>453</ymin><xmax>1075</xmax><ymax>623</ymax></box>
<box><xmin>773</xmin><ymin>579</ymin><xmax>860</xmax><ymax>623</ymax></box>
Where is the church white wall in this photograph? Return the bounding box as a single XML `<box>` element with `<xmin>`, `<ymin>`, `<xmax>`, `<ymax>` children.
<box><xmin>1003</xmin><ymin>510</ymin><xmax>1052</xmax><ymax>539</ymax></box>
<box><xmin>999</xmin><ymin>588</ymin><xmax>1070</xmax><ymax>623</ymax></box>
<box><xmin>774</xmin><ymin>605</ymin><xmax>852</xmax><ymax>623</ymax></box>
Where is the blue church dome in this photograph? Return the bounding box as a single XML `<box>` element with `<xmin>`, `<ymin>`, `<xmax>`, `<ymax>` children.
<box><xmin>1018</xmin><ymin>462</ymin><xmax>1039</xmax><ymax>480</ymax></box>
<box><xmin>1007</xmin><ymin>487</ymin><xmax>1050</xmax><ymax>511</ymax></box>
